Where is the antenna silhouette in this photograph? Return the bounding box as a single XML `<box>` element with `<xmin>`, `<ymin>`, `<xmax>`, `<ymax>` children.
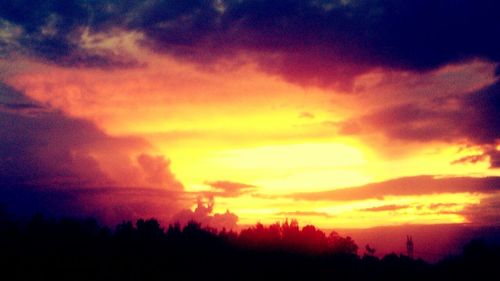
<box><xmin>406</xmin><ymin>235</ymin><xmax>414</xmax><ymax>259</ymax></box>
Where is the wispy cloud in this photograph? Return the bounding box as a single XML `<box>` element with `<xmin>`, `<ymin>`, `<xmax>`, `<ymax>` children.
<box><xmin>204</xmin><ymin>180</ymin><xmax>257</xmax><ymax>197</ymax></box>
<box><xmin>361</xmin><ymin>205</ymin><xmax>410</xmax><ymax>212</ymax></box>
<box><xmin>290</xmin><ymin>176</ymin><xmax>500</xmax><ymax>201</ymax></box>
<box><xmin>276</xmin><ymin>211</ymin><xmax>333</xmax><ymax>218</ymax></box>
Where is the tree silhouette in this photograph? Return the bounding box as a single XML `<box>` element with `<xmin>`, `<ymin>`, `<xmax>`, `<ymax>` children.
<box><xmin>0</xmin><ymin>210</ymin><xmax>498</xmax><ymax>281</ymax></box>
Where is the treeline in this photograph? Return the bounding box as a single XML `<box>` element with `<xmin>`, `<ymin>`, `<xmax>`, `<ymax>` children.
<box><xmin>0</xmin><ymin>213</ymin><xmax>499</xmax><ymax>281</ymax></box>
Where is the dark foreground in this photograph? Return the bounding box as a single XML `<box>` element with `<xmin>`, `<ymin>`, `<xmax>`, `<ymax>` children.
<box><xmin>1</xmin><ymin>214</ymin><xmax>499</xmax><ymax>281</ymax></box>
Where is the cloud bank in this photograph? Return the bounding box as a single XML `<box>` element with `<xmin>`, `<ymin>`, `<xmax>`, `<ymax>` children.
<box><xmin>339</xmin><ymin>79</ymin><xmax>500</xmax><ymax>167</ymax></box>
<box><xmin>0</xmin><ymin>83</ymin><xmax>192</xmax><ymax>223</ymax></box>
<box><xmin>1</xmin><ymin>0</ymin><xmax>499</xmax><ymax>87</ymax></box>
<box><xmin>291</xmin><ymin>175</ymin><xmax>500</xmax><ymax>201</ymax></box>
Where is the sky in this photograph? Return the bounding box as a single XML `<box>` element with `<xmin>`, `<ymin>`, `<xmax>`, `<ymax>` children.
<box><xmin>1</xmin><ymin>0</ymin><xmax>500</xmax><ymax>231</ymax></box>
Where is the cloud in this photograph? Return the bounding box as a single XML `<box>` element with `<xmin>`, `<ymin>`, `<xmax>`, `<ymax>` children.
<box><xmin>361</xmin><ymin>204</ymin><xmax>410</xmax><ymax>212</ymax></box>
<box><xmin>0</xmin><ymin>103</ymin><xmax>146</xmax><ymax>186</ymax></box>
<box><xmin>0</xmin><ymin>186</ymin><xmax>187</xmax><ymax>225</ymax></box>
<box><xmin>338</xmin><ymin>79</ymin><xmax>500</xmax><ymax>167</ymax></box>
<box><xmin>1</xmin><ymin>1</ymin><xmax>500</xmax><ymax>87</ymax></box>
<box><xmin>0</xmin><ymin>0</ymin><xmax>139</xmax><ymax>68</ymax></box>
<box><xmin>428</xmin><ymin>203</ymin><xmax>460</xmax><ymax>210</ymax></box>
<box><xmin>452</xmin><ymin>147</ymin><xmax>500</xmax><ymax>169</ymax></box>
<box><xmin>204</xmin><ymin>180</ymin><xmax>257</xmax><ymax>197</ymax></box>
<box><xmin>0</xmin><ymin>84</ymin><xmax>189</xmax><ymax>223</ymax></box>
<box><xmin>172</xmin><ymin>196</ymin><xmax>238</xmax><ymax>230</ymax></box>
<box><xmin>137</xmin><ymin>154</ymin><xmax>184</xmax><ymax>190</ymax></box>
<box><xmin>0</xmin><ymin>82</ymin><xmax>48</xmax><ymax>115</ymax></box>
<box><xmin>299</xmin><ymin>112</ymin><xmax>315</xmax><ymax>119</ymax></box>
<box><xmin>276</xmin><ymin>211</ymin><xmax>333</xmax><ymax>218</ymax></box>
<box><xmin>290</xmin><ymin>175</ymin><xmax>500</xmax><ymax>201</ymax></box>
<box><xmin>0</xmin><ymin>101</ymin><xmax>46</xmax><ymax>114</ymax></box>
<box><xmin>462</xmin><ymin>193</ymin><xmax>500</xmax><ymax>226</ymax></box>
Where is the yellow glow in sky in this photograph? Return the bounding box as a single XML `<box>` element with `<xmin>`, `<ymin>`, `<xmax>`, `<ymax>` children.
<box><xmin>4</xmin><ymin>53</ymin><xmax>500</xmax><ymax>229</ymax></box>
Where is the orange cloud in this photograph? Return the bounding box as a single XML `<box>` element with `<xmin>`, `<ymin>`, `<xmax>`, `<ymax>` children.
<box><xmin>290</xmin><ymin>176</ymin><xmax>500</xmax><ymax>201</ymax></box>
<box><xmin>276</xmin><ymin>211</ymin><xmax>333</xmax><ymax>218</ymax></box>
<box><xmin>137</xmin><ymin>154</ymin><xmax>184</xmax><ymax>190</ymax></box>
<box><xmin>205</xmin><ymin>180</ymin><xmax>257</xmax><ymax>197</ymax></box>
<box><xmin>361</xmin><ymin>205</ymin><xmax>410</xmax><ymax>212</ymax></box>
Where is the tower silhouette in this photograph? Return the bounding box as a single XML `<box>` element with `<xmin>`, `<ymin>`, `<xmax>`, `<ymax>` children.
<box><xmin>406</xmin><ymin>235</ymin><xmax>414</xmax><ymax>259</ymax></box>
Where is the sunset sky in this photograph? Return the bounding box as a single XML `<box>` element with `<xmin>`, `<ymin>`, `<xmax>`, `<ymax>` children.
<box><xmin>1</xmin><ymin>0</ymin><xmax>500</xmax><ymax>230</ymax></box>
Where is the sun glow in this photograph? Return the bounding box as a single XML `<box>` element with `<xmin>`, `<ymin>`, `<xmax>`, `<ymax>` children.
<box><xmin>216</xmin><ymin>192</ymin><xmax>483</xmax><ymax>229</ymax></box>
<box><xmin>4</xmin><ymin>51</ymin><xmax>500</xmax><ymax>230</ymax></box>
<box><xmin>168</xmin><ymin>142</ymin><xmax>372</xmax><ymax>194</ymax></box>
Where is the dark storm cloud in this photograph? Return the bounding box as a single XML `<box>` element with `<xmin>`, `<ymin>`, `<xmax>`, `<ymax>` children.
<box><xmin>0</xmin><ymin>83</ymin><xmax>47</xmax><ymax>115</ymax></box>
<box><xmin>339</xmin><ymin>80</ymin><xmax>500</xmax><ymax>167</ymax></box>
<box><xmin>0</xmin><ymin>84</ymin><xmax>190</xmax><ymax>223</ymax></box>
<box><xmin>462</xmin><ymin>193</ymin><xmax>500</xmax><ymax>226</ymax></box>
<box><xmin>290</xmin><ymin>175</ymin><xmax>500</xmax><ymax>201</ymax></box>
<box><xmin>0</xmin><ymin>96</ymin><xmax>149</xmax><ymax>187</ymax></box>
<box><xmin>0</xmin><ymin>0</ymin><xmax>139</xmax><ymax>67</ymax></box>
<box><xmin>1</xmin><ymin>1</ymin><xmax>499</xmax><ymax>85</ymax></box>
<box><xmin>1</xmin><ymin>84</ymin><xmax>108</xmax><ymax>186</ymax></box>
<box><xmin>0</xmin><ymin>185</ymin><xmax>186</xmax><ymax>225</ymax></box>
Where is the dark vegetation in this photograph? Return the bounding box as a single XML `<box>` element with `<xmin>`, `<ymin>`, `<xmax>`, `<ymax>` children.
<box><xmin>0</xmin><ymin>209</ymin><xmax>499</xmax><ymax>281</ymax></box>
